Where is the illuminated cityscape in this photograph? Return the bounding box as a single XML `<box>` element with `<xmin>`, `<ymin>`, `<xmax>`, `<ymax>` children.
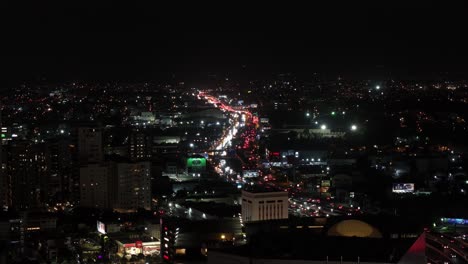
<box><xmin>1</xmin><ymin>3</ymin><xmax>468</xmax><ymax>264</ymax></box>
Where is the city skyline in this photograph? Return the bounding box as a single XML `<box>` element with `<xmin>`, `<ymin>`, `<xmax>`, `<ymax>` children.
<box><xmin>1</xmin><ymin>3</ymin><xmax>468</xmax><ymax>264</ymax></box>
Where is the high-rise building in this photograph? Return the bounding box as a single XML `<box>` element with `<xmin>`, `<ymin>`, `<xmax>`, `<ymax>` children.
<box><xmin>241</xmin><ymin>189</ymin><xmax>288</xmax><ymax>223</ymax></box>
<box><xmin>128</xmin><ymin>130</ymin><xmax>152</xmax><ymax>161</ymax></box>
<box><xmin>47</xmin><ymin>139</ymin><xmax>73</xmax><ymax>203</ymax></box>
<box><xmin>0</xmin><ymin>111</ymin><xmax>6</xmax><ymax>210</ymax></box>
<box><xmin>6</xmin><ymin>141</ymin><xmax>50</xmax><ymax>210</ymax></box>
<box><xmin>79</xmin><ymin>163</ymin><xmax>113</xmax><ymax>209</ymax></box>
<box><xmin>77</xmin><ymin>127</ymin><xmax>103</xmax><ymax>164</ymax></box>
<box><xmin>115</xmin><ymin>161</ymin><xmax>151</xmax><ymax>212</ymax></box>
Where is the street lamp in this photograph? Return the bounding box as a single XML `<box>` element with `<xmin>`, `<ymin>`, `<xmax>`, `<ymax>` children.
<box><xmin>320</xmin><ymin>124</ymin><xmax>327</xmax><ymax>130</ymax></box>
<box><xmin>351</xmin><ymin>125</ymin><xmax>357</xmax><ymax>131</ymax></box>
<box><xmin>189</xmin><ymin>143</ymin><xmax>194</xmax><ymax>148</ymax></box>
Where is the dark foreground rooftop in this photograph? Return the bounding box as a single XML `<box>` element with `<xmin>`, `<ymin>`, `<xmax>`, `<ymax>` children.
<box><xmin>213</xmin><ymin>235</ymin><xmax>419</xmax><ymax>263</ymax></box>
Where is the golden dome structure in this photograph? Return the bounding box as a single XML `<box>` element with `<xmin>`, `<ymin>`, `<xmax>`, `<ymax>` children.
<box><xmin>327</xmin><ymin>219</ymin><xmax>382</xmax><ymax>238</ymax></box>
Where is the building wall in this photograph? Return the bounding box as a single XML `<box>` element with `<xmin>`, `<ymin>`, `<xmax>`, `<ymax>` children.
<box><xmin>47</xmin><ymin>139</ymin><xmax>73</xmax><ymax>202</ymax></box>
<box><xmin>7</xmin><ymin>141</ymin><xmax>49</xmax><ymax>210</ymax></box>
<box><xmin>129</xmin><ymin>131</ymin><xmax>152</xmax><ymax>161</ymax></box>
<box><xmin>79</xmin><ymin>164</ymin><xmax>111</xmax><ymax>208</ymax></box>
<box><xmin>241</xmin><ymin>191</ymin><xmax>288</xmax><ymax>223</ymax></box>
<box><xmin>0</xmin><ymin>112</ymin><xmax>4</xmax><ymax>209</ymax></box>
<box><xmin>115</xmin><ymin>162</ymin><xmax>151</xmax><ymax>212</ymax></box>
<box><xmin>77</xmin><ymin>127</ymin><xmax>103</xmax><ymax>164</ymax></box>
<box><xmin>208</xmin><ymin>251</ymin><xmax>391</xmax><ymax>264</ymax></box>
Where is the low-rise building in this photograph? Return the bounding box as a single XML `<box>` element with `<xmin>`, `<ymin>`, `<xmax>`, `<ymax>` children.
<box><xmin>241</xmin><ymin>188</ymin><xmax>288</xmax><ymax>223</ymax></box>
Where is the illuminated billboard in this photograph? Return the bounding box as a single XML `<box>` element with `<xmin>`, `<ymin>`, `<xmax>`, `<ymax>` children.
<box><xmin>243</xmin><ymin>170</ymin><xmax>259</xmax><ymax>178</ymax></box>
<box><xmin>97</xmin><ymin>221</ymin><xmax>106</xmax><ymax>234</ymax></box>
<box><xmin>321</xmin><ymin>180</ymin><xmax>331</xmax><ymax>187</ymax></box>
<box><xmin>320</xmin><ymin>180</ymin><xmax>331</xmax><ymax>193</ymax></box>
<box><xmin>187</xmin><ymin>157</ymin><xmax>206</xmax><ymax>173</ymax></box>
<box><xmin>392</xmin><ymin>183</ymin><xmax>414</xmax><ymax>193</ymax></box>
<box><xmin>440</xmin><ymin>218</ymin><xmax>468</xmax><ymax>225</ymax></box>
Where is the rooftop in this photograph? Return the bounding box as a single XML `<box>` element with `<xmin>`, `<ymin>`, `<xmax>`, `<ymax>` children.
<box><xmin>212</xmin><ymin>235</ymin><xmax>420</xmax><ymax>263</ymax></box>
<box><xmin>242</xmin><ymin>186</ymin><xmax>286</xmax><ymax>194</ymax></box>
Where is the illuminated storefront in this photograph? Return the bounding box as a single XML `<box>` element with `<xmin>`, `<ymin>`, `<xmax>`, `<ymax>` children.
<box><xmin>117</xmin><ymin>240</ymin><xmax>160</xmax><ymax>257</ymax></box>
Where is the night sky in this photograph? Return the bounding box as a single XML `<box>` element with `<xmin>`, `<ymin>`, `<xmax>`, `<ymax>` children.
<box><xmin>1</xmin><ymin>3</ymin><xmax>468</xmax><ymax>83</ymax></box>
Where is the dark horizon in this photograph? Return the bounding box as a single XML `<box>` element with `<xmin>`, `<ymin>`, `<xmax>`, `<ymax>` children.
<box><xmin>2</xmin><ymin>3</ymin><xmax>468</xmax><ymax>84</ymax></box>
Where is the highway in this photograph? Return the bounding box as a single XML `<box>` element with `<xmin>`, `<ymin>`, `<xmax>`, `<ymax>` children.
<box><xmin>198</xmin><ymin>91</ymin><xmax>358</xmax><ymax>219</ymax></box>
<box><xmin>427</xmin><ymin>231</ymin><xmax>468</xmax><ymax>263</ymax></box>
<box><xmin>198</xmin><ymin>92</ymin><xmax>468</xmax><ymax>264</ymax></box>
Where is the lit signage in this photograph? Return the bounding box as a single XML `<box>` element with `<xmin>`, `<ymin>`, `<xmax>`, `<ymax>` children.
<box><xmin>97</xmin><ymin>221</ymin><xmax>106</xmax><ymax>234</ymax></box>
<box><xmin>441</xmin><ymin>218</ymin><xmax>468</xmax><ymax>225</ymax></box>
<box><xmin>243</xmin><ymin>170</ymin><xmax>259</xmax><ymax>178</ymax></box>
<box><xmin>187</xmin><ymin>157</ymin><xmax>206</xmax><ymax>172</ymax></box>
<box><xmin>392</xmin><ymin>183</ymin><xmax>414</xmax><ymax>193</ymax></box>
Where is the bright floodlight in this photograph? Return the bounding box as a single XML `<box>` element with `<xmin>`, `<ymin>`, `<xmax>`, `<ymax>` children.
<box><xmin>306</xmin><ymin>112</ymin><xmax>310</xmax><ymax>117</ymax></box>
<box><xmin>320</xmin><ymin>124</ymin><xmax>327</xmax><ymax>130</ymax></box>
<box><xmin>351</xmin><ymin>125</ymin><xmax>357</xmax><ymax>131</ymax></box>
<box><xmin>189</xmin><ymin>143</ymin><xmax>194</xmax><ymax>148</ymax></box>
<box><xmin>376</xmin><ymin>85</ymin><xmax>380</xmax><ymax>90</ymax></box>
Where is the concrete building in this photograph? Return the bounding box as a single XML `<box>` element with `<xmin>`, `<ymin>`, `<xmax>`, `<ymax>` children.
<box><xmin>0</xmin><ymin>112</ymin><xmax>6</xmax><ymax>210</ymax></box>
<box><xmin>47</xmin><ymin>138</ymin><xmax>73</xmax><ymax>203</ymax></box>
<box><xmin>241</xmin><ymin>189</ymin><xmax>288</xmax><ymax>223</ymax></box>
<box><xmin>77</xmin><ymin>127</ymin><xmax>103</xmax><ymax>164</ymax></box>
<box><xmin>133</xmin><ymin>111</ymin><xmax>156</xmax><ymax>124</ymax></box>
<box><xmin>115</xmin><ymin>162</ymin><xmax>151</xmax><ymax>212</ymax></box>
<box><xmin>79</xmin><ymin>163</ymin><xmax>113</xmax><ymax>209</ymax></box>
<box><xmin>128</xmin><ymin>130</ymin><xmax>152</xmax><ymax>161</ymax></box>
<box><xmin>6</xmin><ymin>141</ymin><xmax>49</xmax><ymax>210</ymax></box>
<box><xmin>209</xmin><ymin>217</ymin><xmax>426</xmax><ymax>264</ymax></box>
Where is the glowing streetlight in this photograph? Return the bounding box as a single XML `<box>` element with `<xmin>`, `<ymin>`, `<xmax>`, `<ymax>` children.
<box><xmin>320</xmin><ymin>124</ymin><xmax>327</xmax><ymax>130</ymax></box>
<box><xmin>351</xmin><ymin>125</ymin><xmax>357</xmax><ymax>131</ymax></box>
<box><xmin>189</xmin><ymin>143</ymin><xmax>194</xmax><ymax>148</ymax></box>
<box><xmin>376</xmin><ymin>85</ymin><xmax>380</xmax><ymax>90</ymax></box>
<box><xmin>306</xmin><ymin>112</ymin><xmax>310</xmax><ymax>117</ymax></box>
